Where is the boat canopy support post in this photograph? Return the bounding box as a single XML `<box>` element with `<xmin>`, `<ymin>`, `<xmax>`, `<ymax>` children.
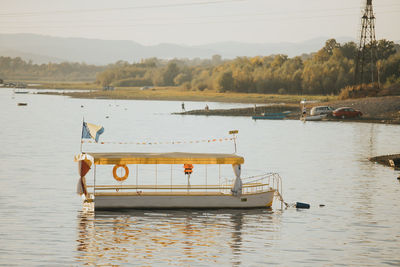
<box><xmin>136</xmin><ymin>164</ymin><xmax>138</xmax><ymax>191</ymax></box>
<box><xmin>205</xmin><ymin>164</ymin><xmax>208</xmax><ymax>191</ymax></box>
<box><xmin>170</xmin><ymin>164</ymin><xmax>173</xmax><ymax>192</ymax></box>
<box><xmin>187</xmin><ymin>173</ymin><xmax>191</xmax><ymax>192</ymax></box>
<box><xmin>155</xmin><ymin>164</ymin><xmax>158</xmax><ymax>191</ymax></box>
<box><xmin>93</xmin><ymin>164</ymin><xmax>96</xmax><ymax>198</ymax></box>
<box><xmin>218</xmin><ymin>164</ymin><xmax>221</xmax><ymax>192</ymax></box>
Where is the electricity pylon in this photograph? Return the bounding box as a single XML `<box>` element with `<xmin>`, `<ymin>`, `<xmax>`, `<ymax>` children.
<box><xmin>354</xmin><ymin>0</ymin><xmax>379</xmax><ymax>86</ymax></box>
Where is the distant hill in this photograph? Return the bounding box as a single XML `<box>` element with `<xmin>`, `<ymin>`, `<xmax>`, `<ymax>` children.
<box><xmin>0</xmin><ymin>48</ymin><xmax>66</xmax><ymax>64</ymax></box>
<box><xmin>0</xmin><ymin>33</ymin><xmax>354</xmax><ymax>65</ymax></box>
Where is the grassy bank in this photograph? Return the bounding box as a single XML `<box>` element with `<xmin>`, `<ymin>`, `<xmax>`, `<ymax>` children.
<box><xmin>28</xmin><ymin>81</ymin><xmax>102</xmax><ymax>90</ymax></box>
<box><xmin>34</xmin><ymin>82</ymin><xmax>337</xmax><ymax>104</ymax></box>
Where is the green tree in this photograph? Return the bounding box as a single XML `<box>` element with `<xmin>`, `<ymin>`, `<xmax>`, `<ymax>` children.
<box><xmin>216</xmin><ymin>71</ymin><xmax>234</xmax><ymax>92</ymax></box>
<box><xmin>163</xmin><ymin>62</ymin><xmax>180</xmax><ymax>86</ymax></box>
<box><xmin>376</xmin><ymin>39</ymin><xmax>396</xmax><ymax>60</ymax></box>
<box><xmin>340</xmin><ymin>42</ymin><xmax>357</xmax><ymax>60</ymax></box>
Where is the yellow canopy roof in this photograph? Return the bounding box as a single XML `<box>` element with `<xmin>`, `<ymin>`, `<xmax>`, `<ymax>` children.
<box><xmin>83</xmin><ymin>152</ymin><xmax>244</xmax><ymax>165</ymax></box>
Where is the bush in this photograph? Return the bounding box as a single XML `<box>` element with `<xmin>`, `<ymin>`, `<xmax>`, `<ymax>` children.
<box><xmin>181</xmin><ymin>81</ymin><xmax>191</xmax><ymax>90</ymax></box>
<box><xmin>339</xmin><ymin>82</ymin><xmax>400</xmax><ymax>99</ymax></box>
<box><xmin>277</xmin><ymin>88</ymin><xmax>287</xmax><ymax>94</ymax></box>
<box><xmin>338</xmin><ymin>83</ymin><xmax>380</xmax><ymax>99</ymax></box>
<box><xmin>197</xmin><ymin>83</ymin><xmax>207</xmax><ymax>91</ymax></box>
<box><xmin>112</xmin><ymin>78</ymin><xmax>152</xmax><ymax>87</ymax></box>
<box><xmin>378</xmin><ymin>83</ymin><xmax>400</xmax><ymax>96</ymax></box>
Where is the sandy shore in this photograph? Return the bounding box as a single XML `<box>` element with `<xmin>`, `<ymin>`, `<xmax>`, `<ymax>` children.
<box><xmin>175</xmin><ymin>96</ymin><xmax>400</xmax><ymax>124</ymax></box>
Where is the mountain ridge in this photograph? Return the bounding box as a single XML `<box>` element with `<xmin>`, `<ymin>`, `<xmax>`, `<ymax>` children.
<box><xmin>0</xmin><ymin>33</ymin><xmax>355</xmax><ymax>65</ymax></box>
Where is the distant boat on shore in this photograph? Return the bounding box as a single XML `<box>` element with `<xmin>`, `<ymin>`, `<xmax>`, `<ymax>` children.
<box><xmin>252</xmin><ymin>111</ymin><xmax>291</xmax><ymax>120</ymax></box>
<box><xmin>14</xmin><ymin>90</ymin><xmax>29</xmax><ymax>94</ymax></box>
<box><xmin>300</xmin><ymin>114</ymin><xmax>327</xmax><ymax>121</ymax></box>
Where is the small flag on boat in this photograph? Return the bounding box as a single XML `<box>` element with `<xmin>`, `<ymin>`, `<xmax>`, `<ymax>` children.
<box><xmin>82</xmin><ymin>122</ymin><xmax>104</xmax><ymax>142</ymax></box>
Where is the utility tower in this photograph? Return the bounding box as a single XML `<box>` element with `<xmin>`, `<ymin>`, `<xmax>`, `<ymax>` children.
<box><xmin>354</xmin><ymin>0</ymin><xmax>378</xmax><ymax>85</ymax></box>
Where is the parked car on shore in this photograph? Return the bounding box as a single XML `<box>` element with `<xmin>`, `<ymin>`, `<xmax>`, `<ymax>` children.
<box><xmin>332</xmin><ymin>107</ymin><xmax>362</xmax><ymax>119</ymax></box>
<box><xmin>310</xmin><ymin>106</ymin><xmax>334</xmax><ymax>116</ymax></box>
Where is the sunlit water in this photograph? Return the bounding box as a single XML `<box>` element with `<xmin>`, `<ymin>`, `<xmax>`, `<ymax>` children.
<box><xmin>0</xmin><ymin>88</ymin><xmax>399</xmax><ymax>266</ymax></box>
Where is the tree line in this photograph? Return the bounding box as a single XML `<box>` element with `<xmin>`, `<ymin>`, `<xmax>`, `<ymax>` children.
<box><xmin>96</xmin><ymin>38</ymin><xmax>400</xmax><ymax>95</ymax></box>
<box><xmin>0</xmin><ymin>57</ymin><xmax>106</xmax><ymax>81</ymax></box>
<box><xmin>1</xmin><ymin>38</ymin><xmax>399</xmax><ymax>96</ymax></box>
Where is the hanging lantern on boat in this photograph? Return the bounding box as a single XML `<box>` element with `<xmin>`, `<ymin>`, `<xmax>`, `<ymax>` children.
<box><xmin>184</xmin><ymin>164</ymin><xmax>193</xmax><ymax>175</ymax></box>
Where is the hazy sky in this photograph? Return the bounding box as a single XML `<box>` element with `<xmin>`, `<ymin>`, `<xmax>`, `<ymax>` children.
<box><xmin>0</xmin><ymin>0</ymin><xmax>399</xmax><ymax>45</ymax></box>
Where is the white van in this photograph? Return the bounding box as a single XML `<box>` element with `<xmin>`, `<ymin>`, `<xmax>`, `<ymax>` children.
<box><xmin>310</xmin><ymin>106</ymin><xmax>334</xmax><ymax>116</ymax></box>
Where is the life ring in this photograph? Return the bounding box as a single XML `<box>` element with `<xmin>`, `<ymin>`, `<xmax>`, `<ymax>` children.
<box><xmin>113</xmin><ymin>164</ymin><xmax>129</xmax><ymax>182</ymax></box>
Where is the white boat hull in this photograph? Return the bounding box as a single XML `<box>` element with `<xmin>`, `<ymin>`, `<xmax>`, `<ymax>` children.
<box><xmin>94</xmin><ymin>191</ymin><xmax>275</xmax><ymax>210</ymax></box>
<box><xmin>301</xmin><ymin>114</ymin><xmax>327</xmax><ymax>121</ymax></box>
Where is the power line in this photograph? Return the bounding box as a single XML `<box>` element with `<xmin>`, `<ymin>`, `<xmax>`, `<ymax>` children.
<box><xmin>0</xmin><ymin>0</ymin><xmax>245</xmax><ymax>17</ymax></box>
<box><xmin>1</xmin><ymin>1</ymin><xmax>399</xmax><ymax>19</ymax></box>
<box><xmin>1</xmin><ymin>9</ymin><xmax>399</xmax><ymax>30</ymax></box>
<box><xmin>0</xmin><ymin>2</ymin><xmax>399</xmax><ymax>24</ymax></box>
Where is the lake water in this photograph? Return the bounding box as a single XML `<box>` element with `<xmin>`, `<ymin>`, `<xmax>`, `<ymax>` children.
<box><xmin>0</xmin><ymin>88</ymin><xmax>399</xmax><ymax>266</ymax></box>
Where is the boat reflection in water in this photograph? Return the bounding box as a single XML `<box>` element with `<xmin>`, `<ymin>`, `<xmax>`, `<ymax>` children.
<box><xmin>76</xmin><ymin>209</ymin><xmax>281</xmax><ymax>265</ymax></box>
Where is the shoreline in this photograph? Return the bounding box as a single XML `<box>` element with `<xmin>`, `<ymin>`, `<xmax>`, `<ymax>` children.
<box><xmin>26</xmin><ymin>84</ymin><xmax>336</xmax><ymax>104</ymax></box>
<box><xmin>8</xmin><ymin>85</ymin><xmax>400</xmax><ymax>124</ymax></box>
<box><xmin>173</xmin><ymin>104</ymin><xmax>400</xmax><ymax>125</ymax></box>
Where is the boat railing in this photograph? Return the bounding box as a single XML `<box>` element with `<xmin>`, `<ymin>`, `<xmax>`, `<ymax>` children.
<box><xmin>240</xmin><ymin>172</ymin><xmax>281</xmax><ymax>195</ymax></box>
<box><xmin>88</xmin><ymin>172</ymin><xmax>282</xmax><ymax>197</ymax></box>
<box><xmin>245</xmin><ymin>172</ymin><xmax>283</xmax><ymax>208</ymax></box>
<box><xmin>90</xmin><ymin>183</ymin><xmax>269</xmax><ymax>194</ymax></box>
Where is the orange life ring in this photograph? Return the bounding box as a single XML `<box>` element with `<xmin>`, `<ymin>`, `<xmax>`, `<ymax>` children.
<box><xmin>113</xmin><ymin>164</ymin><xmax>129</xmax><ymax>182</ymax></box>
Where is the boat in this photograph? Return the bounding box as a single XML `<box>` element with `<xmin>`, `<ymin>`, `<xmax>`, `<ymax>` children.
<box><xmin>252</xmin><ymin>111</ymin><xmax>291</xmax><ymax>120</ymax></box>
<box><xmin>299</xmin><ymin>99</ymin><xmax>329</xmax><ymax>121</ymax></box>
<box><xmin>74</xmin><ymin>152</ymin><xmax>282</xmax><ymax>210</ymax></box>
<box><xmin>14</xmin><ymin>89</ymin><xmax>29</xmax><ymax>94</ymax></box>
<box><xmin>300</xmin><ymin>114</ymin><xmax>327</xmax><ymax>121</ymax></box>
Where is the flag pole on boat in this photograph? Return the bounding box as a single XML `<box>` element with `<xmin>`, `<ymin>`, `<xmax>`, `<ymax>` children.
<box><xmin>80</xmin><ymin>117</ymin><xmax>84</xmax><ymax>153</ymax></box>
<box><xmin>229</xmin><ymin>130</ymin><xmax>239</xmax><ymax>153</ymax></box>
<box><xmin>81</xmin><ymin>120</ymin><xmax>105</xmax><ymax>148</ymax></box>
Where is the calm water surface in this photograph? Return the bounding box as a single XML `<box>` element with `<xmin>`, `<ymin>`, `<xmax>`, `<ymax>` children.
<box><xmin>0</xmin><ymin>89</ymin><xmax>399</xmax><ymax>266</ymax></box>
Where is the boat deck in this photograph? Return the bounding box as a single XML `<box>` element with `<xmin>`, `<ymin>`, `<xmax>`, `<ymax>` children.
<box><xmin>90</xmin><ymin>182</ymin><xmax>266</xmax><ymax>190</ymax></box>
<box><xmin>95</xmin><ymin>191</ymin><xmax>231</xmax><ymax>196</ymax></box>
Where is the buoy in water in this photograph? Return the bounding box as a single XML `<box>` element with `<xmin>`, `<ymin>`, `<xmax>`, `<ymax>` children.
<box><xmin>296</xmin><ymin>202</ymin><xmax>310</xmax><ymax>209</ymax></box>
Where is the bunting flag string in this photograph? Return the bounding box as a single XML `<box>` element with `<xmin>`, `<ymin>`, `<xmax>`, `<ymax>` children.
<box><xmin>81</xmin><ymin>137</ymin><xmax>234</xmax><ymax>145</ymax></box>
